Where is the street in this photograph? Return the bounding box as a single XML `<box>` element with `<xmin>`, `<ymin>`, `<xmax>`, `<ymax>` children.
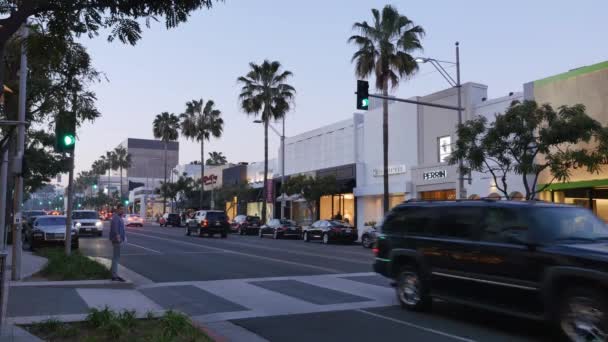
<box><xmin>77</xmin><ymin>222</ymin><xmax>548</xmax><ymax>342</ymax></box>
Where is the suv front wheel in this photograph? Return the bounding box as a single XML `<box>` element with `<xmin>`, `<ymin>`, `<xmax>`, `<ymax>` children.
<box><xmin>396</xmin><ymin>266</ymin><xmax>430</xmax><ymax>312</ymax></box>
<box><xmin>558</xmin><ymin>287</ymin><xmax>607</xmax><ymax>341</ymax></box>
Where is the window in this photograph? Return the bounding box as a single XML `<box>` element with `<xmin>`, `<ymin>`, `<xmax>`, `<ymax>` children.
<box><xmin>438</xmin><ymin>136</ymin><xmax>452</xmax><ymax>163</ymax></box>
<box><xmin>480</xmin><ymin>207</ymin><xmax>529</xmax><ymax>244</ymax></box>
<box><xmin>435</xmin><ymin>206</ymin><xmax>483</xmax><ymax>240</ymax></box>
<box><xmin>530</xmin><ymin>207</ymin><xmax>608</xmax><ymax>243</ymax></box>
<box><xmin>382</xmin><ymin>207</ymin><xmax>434</xmax><ymax>235</ymax></box>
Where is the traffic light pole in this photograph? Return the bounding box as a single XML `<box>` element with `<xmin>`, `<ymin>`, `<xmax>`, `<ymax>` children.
<box><xmin>65</xmin><ymin>151</ymin><xmax>74</xmax><ymax>256</ymax></box>
<box><xmin>11</xmin><ymin>24</ymin><xmax>28</xmax><ymax>280</ymax></box>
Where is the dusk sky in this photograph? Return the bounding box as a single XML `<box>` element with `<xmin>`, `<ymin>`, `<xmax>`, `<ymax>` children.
<box><xmin>75</xmin><ymin>0</ymin><xmax>608</xmax><ymax>173</ymax></box>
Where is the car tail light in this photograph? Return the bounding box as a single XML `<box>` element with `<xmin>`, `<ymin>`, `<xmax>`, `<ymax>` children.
<box><xmin>202</xmin><ymin>220</ymin><xmax>209</xmax><ymax>227</ymax></box>
<box><xmin>372</xmin><ymin>247</ymin><xmax>379</xmax><ymax>256</ymax></box>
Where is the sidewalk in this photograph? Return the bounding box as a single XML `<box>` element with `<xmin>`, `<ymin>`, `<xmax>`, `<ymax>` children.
<box><xmin>4</xmin><ymin>248</ymin><xmax>47</xmax><ymax>280</ymax></box>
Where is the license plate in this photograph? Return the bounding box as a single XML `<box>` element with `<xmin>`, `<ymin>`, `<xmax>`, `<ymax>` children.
<box><xmin>216</xmin><ymin>222</ymin><xmax>220</xmax><ymax>226</ymax></box>
<box><xmin>345</xmin><ymin>229</ymin><xmax>352</xmax><ymax>233</ymax></box>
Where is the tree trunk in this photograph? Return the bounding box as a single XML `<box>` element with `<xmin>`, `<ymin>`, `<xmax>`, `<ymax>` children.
<box><xmin>262</xmin><ymin>121</ymin><xmax>269</xmax><ymax>224</ymax></box>
<box><xmin>65</xmin><ymin>152</ymin><xmax>74</xmax><ymax>256</ymax></box>
<box><xmin>163</xmin><ymin>141</ymin><xmax>167</xmax><ymax>214</ymax></box>
<box><xmin>382</xmin><ymin>84</ymin><xmax>390</xmax><ymax>214</ymax></box>
<box><xmin>200</xmin><ymin>139</ymin><xmax>205</xmax><ymax>209</ymax></box>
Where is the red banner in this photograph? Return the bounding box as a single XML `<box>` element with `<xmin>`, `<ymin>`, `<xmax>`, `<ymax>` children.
<box><xmin>265</xmin><ymin>180</ymin><xmax>274</xmax><ymax>203</ymax></box>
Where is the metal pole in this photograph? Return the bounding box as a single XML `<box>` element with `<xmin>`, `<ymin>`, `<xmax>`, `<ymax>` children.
<box><xmin>0</xmin><ymin>149</ymin><xmax>8</xmax><ymax>249</ymax></box>
<box><xmin>456</xmin><ymin>41</ymin><xmax>466</xmax><ymax>200</ymax></box>
<box><xmin>281</xmin><ymin>117</ymin><xmax>286</xmax><ymax>220</ymax></box>
<box><xmin>12</xmin><ymin>25</ymin><xmax>28</xmax><ymax>280</ymax></box>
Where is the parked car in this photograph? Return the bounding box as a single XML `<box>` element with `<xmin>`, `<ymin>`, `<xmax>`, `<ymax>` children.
<box><xmin>361</xmin><ymin>226</ymin><xmax>379</xmax><ymax>248</ymax></box>
<box><xmin>237</xmin><ymin>216</ymin><xmax>262</xmax><ymax>235</ymax></box>
<box><xmin>259</xmin><ymin>219</ymin><xmax>302</xmax><ymax>239</ymax></box>
<box><xmin>124</xmin><ymin>214</ymin><xmax>145</xmax><ymax>227</ymax></box>
<box><xmin>159</xmin><ymin>213</ymin><xmax>181</xmax><ymax>227</ymax></box>
<box><xmin>72</xmin><ymin>210</ymin><xmax>104</xmax><ymax>236</ymax></box>
<box><xmin>303</xmin><ymin>220</ymin><xmax>357</xmax><ymax>244</ymax></box>
<box><xmin>374</xmin><ymin>199</ymin><xmax>608</xmax><ymax>341</ymax></box>
<box><xmin>22</xmin><ymin>215</ymin><xmax>78</xmax><ymax>250</ymax></box>
<box><xmin>230</xmin><ymin>215</ymin><xmax>247</xmax><ymax>233</ymax></box>
<box><xmin>186</xmin><ymin>210</ymin><xmax>229</xmax><ymax>238</ymax></box>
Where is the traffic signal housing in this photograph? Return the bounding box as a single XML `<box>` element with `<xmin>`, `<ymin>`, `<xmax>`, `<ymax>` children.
<box><xmin>356</xmin><ymin>80</ymin><xmax>369</xmax><ymax>110</ymax></box>
<box><xmin>55</xmin><ymin>112</ymin><xmax>76</xmax><ymax>153</ymax></box>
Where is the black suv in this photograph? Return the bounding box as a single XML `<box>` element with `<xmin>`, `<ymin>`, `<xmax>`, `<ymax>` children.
<box><xmin>374</xmin><ymin>200</ymin><xmax>608</xmax><ymax>341</ymax></box>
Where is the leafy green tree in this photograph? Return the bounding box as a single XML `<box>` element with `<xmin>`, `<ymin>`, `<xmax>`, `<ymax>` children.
<box><xmin>0</xmin><ymin>1</ymin><xmax>220</xmax><ymax>101</ymax></box>
<box><xmin>153</xmin><ymin>111</ymin><xmax>180</xmax><ymax>214</ymax></box>
<box><xmin>349</xmin><ymin>5</ymin><xmax>424</xmax><ymax>214</ymax></box>
<box><xmin>113</xmin><ymin>145</ymin><xmax>132</xmax><ymax>197</ymax></box>
<box><xmin>206</xmin><ymin>151</ymin><xmax>227</xmax><ymax>166</ymax></box>
<box><xmin>283</xmin><ymin>174</ymin><xmax>338</xmax><ymax>220</ymax></box>
<box><xmin>156</xmin><ymin>182</ymin><xmax>179</xmax><ymax>210</ymax></box>
<box><xmin>449</xmin><ymin>100</ymin><xmax>608</xmax><ymax>200</ymax></box>
<box><xmin>237</xmin><ymin>60</ymin><xmax>295</xmax><ymax>223</ymax></box>
<box><xmin>180</xmin><ymin>99</ymin><xmax>224</xmax><ymax>208</ymax></box>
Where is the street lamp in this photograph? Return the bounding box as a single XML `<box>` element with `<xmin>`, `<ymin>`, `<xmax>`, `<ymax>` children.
<box><xmin>253</xmin><ymin>118</ymin><xmax>286</xmax><ymax>220</ymax></box>
<box><xmin>415</xmin><ymin>42</ymin><xmax>466</xmax><ymax>199</ymax></box>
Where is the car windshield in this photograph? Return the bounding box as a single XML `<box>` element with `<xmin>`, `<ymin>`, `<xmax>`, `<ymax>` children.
<box><xmin>36</xmin><ymin>217</ymin><xmax>66</xmax><ymax>226</ymax></box>
<box><xmin>279</xmin><ymin>219</ymin><xmax>295</xmax><ymax>226</ymax></box>
<box><xmin>72</xmin><ymin>211</ymin><xmax>98</xmax><ymax>219</ymax></box>
<box><xmin>530</xmin><ymin>207</ymin><xmax>608</xmax><ymax>243</ymax></box>
<box><xmin>206</xmin><ymin>212</ymin><xmax>227</xmax><ymax>221</ymax></box>
<box><xmin>247</xmin><ymin>216</ymin><xmax>261</xmax><ymax>223</ymax></box>
<box><xmin>168</xmin><ymin>214</ymin><xmax>179</xmax><ymax>218</ymax></box>
<box><xmin>329</xmin><ymin>220</ymin><xmax>351</xmax><ymax>227</ymax></box>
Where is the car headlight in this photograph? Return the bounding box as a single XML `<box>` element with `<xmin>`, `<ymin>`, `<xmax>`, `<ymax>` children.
<box><xmin>76</xmin><ymin>222</ymin><xmax>81</xmax><ymax>228</ymax></box>
<box><xmin>95</xmin><ymin>221</ymin><xmax>102</xmax><ymax>228</ymax></box>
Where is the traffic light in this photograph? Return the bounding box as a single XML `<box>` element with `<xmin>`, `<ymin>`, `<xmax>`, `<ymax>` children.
<box><xmin>55</xmin><ymin>112</ymin><xmax>76</xmax><ymax>153</ymax></box>
<box><xmin>93</xmin><ymin>184</ymin><xmax>98</xmax><ymax>190</ymax></box>
<box><xmin>356</xmin><ymin>80</ymin><xmax>369</xmax><ymax>110</ymax></box>
<box><xmin>124</xmin><ymin>200</ymin><xmax>129</xmax><ymax>206</ymax></box>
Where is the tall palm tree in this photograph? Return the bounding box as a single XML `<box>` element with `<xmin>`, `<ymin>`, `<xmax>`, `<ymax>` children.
<box><xmin>113</xmin><ymin>146</ymin><xmax>132</xmax><ymax>198</ymax></box>
<box><xmin>237</xmin><ymin>60</ymin><xmax>295</xmax><ymax>223</ymax></box>
<box><xmin>152</xmin><ymin>112</ymin><xmax>180</xmax><ymax>214</ymax></box>
<box><xmin>180</xmin><ymin>99</ymin><xmax>224</xmax><ymax>209</ymax></box>
<box><xmin>349</xmin><ymin>5</ymin><xmax>424</xmax><ymax>214</ymax></box>
<box><xmin>206</xmin><ymin>151</ymin><xmax>227</xmax><ymax>166</ymax></box>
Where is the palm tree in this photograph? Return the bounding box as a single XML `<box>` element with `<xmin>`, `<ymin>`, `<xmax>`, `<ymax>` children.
<box><xmin>206</xmin><ymin>151</ymin><xmax>227</xmax><ymax>166</ymax></box>
<box><xmin>348</xmin><ymin>5</ymin><xmax>424</xmax><ymax>214</ymax></box>
<box><xmin>237</xmin><ymin>60</ymin><xmax>295</xmax><ymax>223</ymax></box>
<box><xmin>180</xmin><ymin>99</ymin><xmax>224</xmax><ymax>209</ymax></box>
<box><xmin>113</xmin><ymin>146</ymin><xmax>132</xmax><ymax>198</ymax></box>
<box><xmin>152</xmin><ymin>112</ymin><xmax>180</xmax><ymax>214</ymax></box>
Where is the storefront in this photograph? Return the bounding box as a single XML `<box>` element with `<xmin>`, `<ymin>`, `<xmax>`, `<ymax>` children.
<box><xmin>411</xmin><ymin>164</ymin><xmax>459</xmax><ymax>200</ymax></box>
<box><xmin>538</xmin><ymin>181</ymin><xmax>608</xmax><ymax>222</ymax></box>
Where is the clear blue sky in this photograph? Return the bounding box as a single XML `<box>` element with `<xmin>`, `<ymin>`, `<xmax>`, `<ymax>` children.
<box><xmin>75</xmin><ymin>0</ymin><xmax>608</xmax><ymax>173</ymax></box>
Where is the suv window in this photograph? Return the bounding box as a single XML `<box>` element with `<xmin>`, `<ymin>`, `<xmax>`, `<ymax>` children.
<box><xmin>530</xmin><ymin>207</ymin><xmax>608</xmax><ymax>243</ymax></box>
<box><xmin>480</xmin><ymin>207</ymin><xmax>529</xmax><ymax>244</ymax></box>
<box><xmin>435</xmin><ymin>206</ymin><xmax>483</xmax><ymax>240</ymax></box>
<box><xmin>383</xmin><ymin>207</ymin><xmax>434</xmax><ymax>236</ymax></box>
<box><xmin>205</xmin><ymin>212</ymin><xmax>227</xmax><ymax>221</ymax></box>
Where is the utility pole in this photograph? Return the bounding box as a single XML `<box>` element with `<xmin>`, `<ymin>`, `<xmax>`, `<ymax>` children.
<box><xmin>12</xmin><ymin>24</ymin><xmax>28</xmax><ymax>280</ymax></box>
<box><xmin>280</xmin><ymin>117</ymin><xmax>286</xmax><ymax>220</ymax></box>
<box><xmin>456</xmin><ymin>42</ymin><xmax>466</xmax><ymax>200</ymax></box>
<box><xmin>65</xmin><ymin>151</ymin><xmax>74</xmax><ymax>255</ymax></box>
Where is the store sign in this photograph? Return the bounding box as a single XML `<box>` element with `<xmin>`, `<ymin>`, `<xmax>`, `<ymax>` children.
<box><xmin>265</xmin><ymin>180</ymin><xmax>274</xmax><ymax>203</ymax></box>
<box><xmin>203</xmin><ymin>174</ymin><xmax>218</xmax><ymax>185</ymax></box>
<box><xmin>373</xmin><ymin>165</ymin><xmax>407</xmax><ymax>177</ymax></box>
<box><xmin>423</xmin><ymin>170</ymin><xmax>447</xmax><ymax>181</ymax></box>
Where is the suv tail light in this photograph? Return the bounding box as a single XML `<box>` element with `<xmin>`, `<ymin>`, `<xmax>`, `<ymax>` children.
<box><xmin>202</xmin><ymin>219</ymin><xmax>209</xmax><ymax>227</ymax></box>
<box><xmin>372</xmin><ymin>247</ymin><xmax>379</xmax><ymax>256</ymax></box>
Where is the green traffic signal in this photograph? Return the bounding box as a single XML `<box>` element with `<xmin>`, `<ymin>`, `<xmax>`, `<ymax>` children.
<box><xmin>361</xmin><ymin>98</ymin><xmax>369</xmax><ymax>108</ymax></box>
<box><xmin>124</xmin><ymin>200</ymin><xmax>129</xmax><ymax>205</ymax></box>
<box><xmin>63</xmin><ymin>134</ymin><xmax>75</xmax><ymax>147</ymax></box>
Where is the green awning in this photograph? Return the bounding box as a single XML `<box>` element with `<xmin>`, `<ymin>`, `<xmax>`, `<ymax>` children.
<box><xmin>539</xmin><ymin>178</ymin><xmax>608</xmax><ymax>191</ymax></box>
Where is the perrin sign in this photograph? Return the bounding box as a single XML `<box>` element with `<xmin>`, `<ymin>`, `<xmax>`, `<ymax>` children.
<box><xmin>422</xmin><ymin>170</ymin><xmax>447</xmax><ymax>181</ymax></box>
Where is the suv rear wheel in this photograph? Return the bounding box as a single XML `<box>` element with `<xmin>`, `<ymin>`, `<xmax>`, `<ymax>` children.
<box><xmin>396</xmin><ymin>266</ymin><xmax>430</xmax><ymax>312</ymax></box>
<box><xmin>558</xmin><ymin>287</ymin><xmax>607</xmax><ymax>341</ymax></box>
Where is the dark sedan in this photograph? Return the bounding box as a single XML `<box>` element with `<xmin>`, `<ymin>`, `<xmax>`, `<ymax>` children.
<box><xmin>259</xmin><ymin>219</ymin><xmax>302</xmax><ymax>239</ymax></box>
<box><xmin>237</xmin><ymin>216</ymin><xmax>262</xmax><ymax>235</ymax></box>
<box><xmin>303</xmin><ymin>220</ymin><xmax>357</xmax><ymax>244</ymax></box>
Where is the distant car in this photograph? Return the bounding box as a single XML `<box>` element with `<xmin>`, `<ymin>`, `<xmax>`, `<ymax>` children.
<box><xmin>124</xmin><ymin>214</ymin><xmax>145</xmax><ymax>227</ymax></box>
<box><xmin>72</xmin><ymin>210</ymin><xmax>104</xmax><ymax>236</ymax></box>
<box><xmin>259</xmin><ymin>219</ymin><xmax>302</xmax><ymax>239</ymax></box>
<box><xmin>159</xmin><ymin>213</ymin><xmax>181</xmax><ymax>227</ymax></box>
<box><xmin>23</xmin><ymin>215</ymin><xmax>78</xmax><ymax>250</ymax></box>
<box><xmin>238</xmin><ymin>216</ymin><xmax>262</xmax><ymax>235</ymax></box>
<box><xmin>186</xmin><ymin>210</ymin><xmax>229</xmax><ymax>238</ymax></box>
<box><xmin>303</xmin><ymin>220</ymin><xmax>357</xmax><ymax>244</ymax></box>
<box><xmin>230</xmin><ymin>215</ymin><xmax>248</xmax><ymax>233</ymax></box>
<box><xmin>361</xmin><ymin>226</ymin><xmax>379</xmax><ymax>248</ymax></box>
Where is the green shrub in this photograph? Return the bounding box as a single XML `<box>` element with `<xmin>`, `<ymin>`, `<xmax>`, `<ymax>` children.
<box><xmin>86</xmin><ymin>307</ymin><xmax>116</xmax><ymax>328</ymax></box>
<box><xmin>35</xmin><ymin>318</ymin><xmax>62</xmax><ymax>334</ymax></box>
<box><xmin>160</xmin><ymin>310</ymin><xmax>191</xmax><ymax>338</ymax></box>
<box><xmin>37</xmin><ymin>248</ymin><xmax>112</xmax><ymax>280</ymax></box>
<box><xmin>117</xmin><ymin>309</ymin><xmax>137</xmax><ymax>329</ymax></box>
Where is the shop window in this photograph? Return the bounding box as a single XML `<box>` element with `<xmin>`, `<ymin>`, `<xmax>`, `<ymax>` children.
<box><xmin>438</xmin><ymin>136</ymin><xmax>452</xmax><ymax>163</ymax></box>
<box><xmin>419</xmin><ymin>190</ymin><xmax>456</xmax><ymax>201</ymax></box>
<box><xmin>320</xmin><ymin>193</ymin><xmax>355</xmax><ymax>223</ymax></box>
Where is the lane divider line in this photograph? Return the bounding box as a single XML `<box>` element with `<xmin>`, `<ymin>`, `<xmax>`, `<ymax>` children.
<box><xmin>356</xmin><ymin>309</ymin><xmax>476</xmax><ymax>342</ymax></box>
<box><xmin>127</xmin><ymin>242</ymin><xmax>162</xmax><ymax>254</ymax></box>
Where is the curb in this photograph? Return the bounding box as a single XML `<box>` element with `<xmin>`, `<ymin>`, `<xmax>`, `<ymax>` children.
<box><xmin>10</xmin><ymin>279</ymin><xmax>134</xmax><ymax>289</ymax></box>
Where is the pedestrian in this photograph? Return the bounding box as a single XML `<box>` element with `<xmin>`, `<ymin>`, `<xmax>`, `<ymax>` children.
<box><xmin>334</xmin><ymin>212</ymin><xmax>343</xmax><ymax>221</ymax></box>
<box><xmin>109</xmin><ymin>204</ymin><xmax>126</xmax><ymax>282</ymax></box>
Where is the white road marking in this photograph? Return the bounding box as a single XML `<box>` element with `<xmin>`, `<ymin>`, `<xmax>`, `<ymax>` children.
<box><xmin>126</xmin><ymin>230</ymin><xmax>343</xmax><ymax>273</ymax></box>
<box><xmin>127</xmin><ymin>242</ymin><xmax>162</xmax><ymax>254</ymax></box>
<box><xmin>356</xmin><ymin>309</ymin><xmax>476</xmax><ymax>342</ymax></box>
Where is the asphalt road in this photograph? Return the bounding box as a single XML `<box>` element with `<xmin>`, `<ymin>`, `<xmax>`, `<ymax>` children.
<box><xmin>78</xmin><ymin>222</ymin><xmax>548</xmax><ymax>342</ymax></box>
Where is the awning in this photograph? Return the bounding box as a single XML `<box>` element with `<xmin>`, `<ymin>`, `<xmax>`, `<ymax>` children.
<box><xmin>538</xmin><ymin>178</ymin><xmax>608</xmax><ymax>191</ymax></box>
